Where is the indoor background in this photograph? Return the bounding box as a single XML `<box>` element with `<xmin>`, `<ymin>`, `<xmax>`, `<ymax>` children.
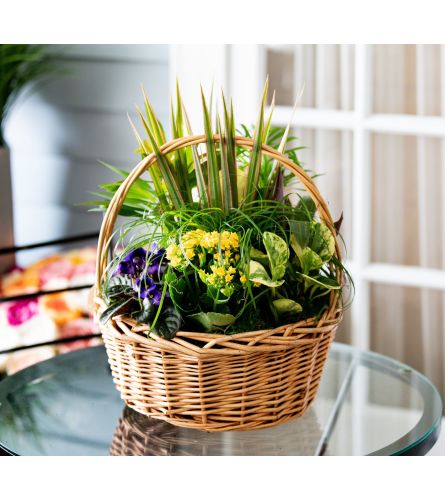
<box><xmin>3</xmin><ymin>43</ymin><xmax>445</xmax><ymax>412</ymax></box>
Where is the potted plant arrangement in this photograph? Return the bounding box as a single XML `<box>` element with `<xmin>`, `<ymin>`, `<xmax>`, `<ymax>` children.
<box><xmin>93</xmin><ymin>81</ymin><xmax>350</xmax><ymax>432</ymax></box>
<box><xmin>0</xmin><ymin>44</ymin><xmax>60</xmax><ymax>273</ymax></box>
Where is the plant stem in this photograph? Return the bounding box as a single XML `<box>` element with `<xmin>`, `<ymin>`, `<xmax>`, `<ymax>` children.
<box><xmin>148</xmin><ymin>278</ymin><xmax>169</xmax><ymax>335</ymax></box>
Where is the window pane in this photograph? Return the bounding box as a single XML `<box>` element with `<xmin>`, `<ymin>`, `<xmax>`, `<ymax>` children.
<box><xmin>371</xmin><ymin>133</ymin><xmax>444</xmax><ymax>269</ymax></box>
<box><xmin>373</xmin><ymin>44</ymin><xmax>442</xmax><ymax>116</ymax></box>
<box><xmin>266</xmin><ymin>46</ymin><xmax>295</xmax><ymax>106</ymax></box>
<box><xmin>264</xmin><ymin>44</ymin><xmax>354</xmax><ymax>110</ymax></box>
<box><xmin>371</xmin><ymin>283</ymin><xmax>445</xmax><ymax>404</ymax></box>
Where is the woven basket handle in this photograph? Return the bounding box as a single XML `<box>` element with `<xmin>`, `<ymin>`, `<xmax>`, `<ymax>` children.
<box><xmin>95</xmin><ymin>135</ymin><xmax>341</xmax><ymax>288</ymax></box>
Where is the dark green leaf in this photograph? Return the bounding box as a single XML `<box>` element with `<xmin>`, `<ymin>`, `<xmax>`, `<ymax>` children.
<box><xmin>99</xmin><ymin>297</ymin><xmax>135</xmax><ymax>325</ymax></box>
<box><xmin>131</xmin><ymin>298</ymin><xmax>157</xmax><ymax>324</ymax></box>
<box><xmin>153</xmin><ymin>305</ymin><xmax>182</xmax><ymax>340</ymax></box>
<box><xmin>289</xmin><ymin>221</ymin><xmax>312</xmax><ymax>257</ymax></box>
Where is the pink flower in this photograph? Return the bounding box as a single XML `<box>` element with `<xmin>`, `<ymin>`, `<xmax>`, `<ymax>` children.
<box><xmin>7</xmin><ymin>299</ymin><xmax>39</xmax><ymax>326</ymax></box>
<box><xmin>39</xmin><ymin>261</ymin><xmax>74</xmax><ymax>285</ymax></box>
<box><xmin>71</xmin><ymin>261</ymin><xmax>95</xmax><ymax>276</ymax></box>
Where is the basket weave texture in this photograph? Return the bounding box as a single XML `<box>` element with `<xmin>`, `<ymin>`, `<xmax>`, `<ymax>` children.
<box><xmin>95</xmin><ymin>135</ymin><xmax>343</xmax><ymax>432</ymax></box>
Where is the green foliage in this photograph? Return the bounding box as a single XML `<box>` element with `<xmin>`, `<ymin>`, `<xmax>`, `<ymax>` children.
<box><xmin>100</xmin><ymin>274</ymin><xmax>182</xmax><ymax>340</ymax></box>
<box><xmin>299</xmin><ymin>247</ymin><xmax>324</xmax><ymax>275</ymax></box>
<box><xmin>249</xmin><ymin>260</ymin><xmax>285</xmax><ymax>288</ymax></box>
<box><xmin>249</xmin><ymin>232</ymin><xmax>289</xmax><ymax>287</ymax></box>
<box><xmin>273</xmin><ymin>298</ymin><xmax>302</xmax><ymax>323</ymax></box>
<box><xmin>99</xmin><ymin>276</ymin><xmax>140</xmax><ymax>324</ymax></box>
<box><xmin>0</xmin><ymin>44</ymin><xmax>62</xmax><ymax>146</ymax></box>
<box><xmin>189</xmin><ymin>312</ymin><xmax>236</xmax><ymax>331</ymax></box>
<box><xmin>95</xmin><ymin>82</ymin><xmax>351</xmax><ymax>337</ymax></box>
<box><xmin>262</xmin><ymin>232</ymin><xmax>289</xmax><ymax>281</ymax></box>
<box><xmin>91</xmin><ymin>81</ymin><xmax>309</xmax><ymax>218</ymax></box>
<box><xmin>85</xmin><ymin>161</ymin><xmax>158</xmax><ymax>217</ymax></box>
<box><xmin>152</xmin><ymin>305</ymin><xmax>182</xmax><ymax>340</ymax></box>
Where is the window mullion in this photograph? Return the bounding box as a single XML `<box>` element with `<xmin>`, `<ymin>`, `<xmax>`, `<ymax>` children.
<box><xmin>351</xmin><ymin>44</ymin><xmax>372</xmax><ymax>351</ymax></box>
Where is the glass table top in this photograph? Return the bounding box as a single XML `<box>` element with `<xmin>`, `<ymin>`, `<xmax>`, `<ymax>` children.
<box><xmin>0</xmin><ymin>343</ymin><xmax>441</xmax><ymax>456</ymax></box>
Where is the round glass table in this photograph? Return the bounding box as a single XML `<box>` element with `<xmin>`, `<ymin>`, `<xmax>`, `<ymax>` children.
<box><xmin>0</xmin><ymin>343</ymin><xmax>441</xmax><ymax>456</ymax></box>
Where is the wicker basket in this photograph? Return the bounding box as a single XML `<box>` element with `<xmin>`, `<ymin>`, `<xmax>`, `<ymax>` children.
<box><xmin>95</xmin><ymin>134</ymin><xmax>343</xmax><ymax>432</ymax></box>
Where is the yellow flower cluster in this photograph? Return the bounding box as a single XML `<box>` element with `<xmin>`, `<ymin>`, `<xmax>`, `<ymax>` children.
<box><xmin>165</xmin><ymin>243</ymin><xmax>185</xmax><ymax>268</ymax></box>
<box><xmin>183</xmin><ymin>230</ymin><xmax>208</xmax><ymax>261</ymax></box>
<box><xmin>198</xmin><ymin>265</ymin><xmax>237</xmax><ymax>297</ymax></box>
<box><xmin>166</xmin><ymin>229</ymin><xmax>246</xmax><ymax>296</ymax></box>
<box><xmin>179</xmin><ymin>229</ymin><xmax>239</xmax><ymax>252</ymax></box>
<box><xmin>166</xmin><ymin>230</ymin><xmax>240</xmax><ymax>268</ymax></box>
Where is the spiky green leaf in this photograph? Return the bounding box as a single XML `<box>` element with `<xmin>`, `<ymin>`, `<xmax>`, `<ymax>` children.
<box><xmin>222</xmin><ymin>93</ymin><xmax>238</xmax><ymax>207</ymax></box>
<box><xmin>183</xmin><ymin>104</ymin><xmax>209</xmax><ymax>207</ymax></box>
<box><xmin>217</xmin><ymin>116</ymin><xmax>232</xmax><ymax>214</ymax></box>
<box><xmin>201</xmin><ymin>87</ymin><xmax>222</xmax><ymax>208</ymax></box>
<box><xmin>138</xmin><ymin>109</ymin><xmax>185</xmax><ymax>210</ymax></box>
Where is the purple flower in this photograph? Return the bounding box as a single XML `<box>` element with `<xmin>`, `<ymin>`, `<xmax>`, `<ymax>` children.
<box><xmin>115</xmin><ymin>247</ymin><xmax>147</xmax><ymax>277</ymax></box>
<box><xmin>134</xmin><ymin>275</ymin><xmax>163</xmax><ymax>306</ymax></box>
<box><xmin>146</xmin><ymin>247</ymin><xmax>166</xmax><ymax>277</ymax></box>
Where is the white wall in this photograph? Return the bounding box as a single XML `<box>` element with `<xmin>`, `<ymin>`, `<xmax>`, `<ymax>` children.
<box><xmin>4</xmin><ymin>44</ymin><xmax>169</xmax><ymax>259</ymax></box>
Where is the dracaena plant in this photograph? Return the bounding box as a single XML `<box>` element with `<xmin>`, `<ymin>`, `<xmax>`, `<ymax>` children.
<box><xmin>93</xmin><ymin>81</ymin><xmax>351</xmax><ymax>339</ymax></box>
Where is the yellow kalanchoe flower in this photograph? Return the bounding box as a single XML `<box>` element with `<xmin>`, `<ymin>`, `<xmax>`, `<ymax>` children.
<box><xmin>182</xmin><ymin>229</ymin><xmax>206</xmax><ymax>249</ymax></box>
<box><xmin>211</xmin><ymin>265</ymin><xmax>227</xmax><ymax>277</ymax></box>
<box><xmin>201</xmin><ymin>231</ymin><xmax>219</xmax><ymax>249</ymax></box>
<box><xmin>166</xmin><ymin>243</ymin><xmax>185</xmax><ymax>268</ymax></box>
<box><xmin>220</xmin><ymin>231</ymin><xmax>239</xmax><ymax>250</ymax></box>
<box><xmin>185</xmin><ymin>248</ymin><xmax>195</xmax><ymax>259</ymax></box>
<box><xmin>198</xmin><ymin>264</ymin><xmax>237</xmax><ymax>296</ymax></box>
<box><xmin>167</xmin><ymin>230</ymin><xmax>240</xmax><ymax>279</ymax></box>
<box><xmin>225</xmin><ymin>266</ymin><xmax>236</xmax><ymax>283</ymax></box>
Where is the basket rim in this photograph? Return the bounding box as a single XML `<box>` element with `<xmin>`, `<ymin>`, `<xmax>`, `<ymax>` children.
<box><xmin>96</xmin><ymin>295</ymin><xmax>342</xmax><ymax>357</ymax></box>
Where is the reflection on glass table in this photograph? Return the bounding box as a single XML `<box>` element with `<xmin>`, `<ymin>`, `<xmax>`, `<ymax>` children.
<box><xmin>0</xmin><ymin>343</ymin><xmax>441</xmax><ymax>456</ymax></box>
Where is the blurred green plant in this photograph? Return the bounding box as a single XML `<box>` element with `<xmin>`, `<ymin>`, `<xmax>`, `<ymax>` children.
<box><xmin>0</xmin><ymin>44</ymin><xmax>61</xmax><ymax>147</ymax></box>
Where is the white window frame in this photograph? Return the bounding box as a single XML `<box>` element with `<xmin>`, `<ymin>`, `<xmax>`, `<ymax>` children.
<box><xmin>171</xmin><ymin>44</ymin><xmax>445</xmax><ymax>351</ymax></box>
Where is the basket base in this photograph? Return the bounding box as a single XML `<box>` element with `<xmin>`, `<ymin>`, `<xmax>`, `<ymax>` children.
<box><xmin>122</xmin><ymin>392</ymin><xmax>319</xmax><ymax>432</ymax></box>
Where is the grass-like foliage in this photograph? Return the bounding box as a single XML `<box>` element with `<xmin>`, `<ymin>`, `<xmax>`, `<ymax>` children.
<box><xmin>0</xmin><ymin>44</ymin><xmax>61</xmax><ymax>147</ymax></box>
<box><xmin>94</xmin><ymin>81</ymin><xmax>351</xmax><ymax>338</ymax></box>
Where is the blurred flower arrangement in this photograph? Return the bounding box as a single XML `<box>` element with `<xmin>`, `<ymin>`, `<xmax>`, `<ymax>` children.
<box><xmin>0</xmin><ymin>247</ymin><xmax>99</xmax><ymax>374</ymax></box>
<box><xmin>93</xmin><ymin>82</ymin><xmax>350</xmax><ymax>340</ymax></box>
